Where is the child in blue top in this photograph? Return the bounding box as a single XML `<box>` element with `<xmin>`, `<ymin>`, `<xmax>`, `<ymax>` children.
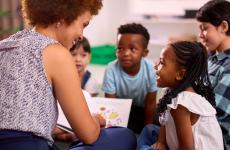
<box><xmin>102</xmin><ymin>23</ymin><xmax>158</xmax><ymax>133</ymax></box>
<box><xmin>196</xmin><ymin>0</ymin><xmax>230</xmax><ymax>149</ymax></box>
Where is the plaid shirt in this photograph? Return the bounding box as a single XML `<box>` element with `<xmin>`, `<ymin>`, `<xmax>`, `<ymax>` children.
<box><xmin>208</xmin><ymin>49</ymin><xmax>230</xmax><ymax>149</ymax></box>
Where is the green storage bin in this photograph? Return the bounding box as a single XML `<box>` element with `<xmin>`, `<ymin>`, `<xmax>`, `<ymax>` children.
<box><xmin>90</xmin><ymin>45</ymin><xmax>116</xmax><ymax>65</ymax></box>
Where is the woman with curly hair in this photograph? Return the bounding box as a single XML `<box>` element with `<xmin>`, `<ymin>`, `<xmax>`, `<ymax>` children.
<box><xmin>0</xmin><ymin>0</ymin><xmax>136</xmax><ymax>149</ymax></box>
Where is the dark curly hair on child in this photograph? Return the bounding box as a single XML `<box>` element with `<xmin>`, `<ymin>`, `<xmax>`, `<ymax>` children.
<box><xmin>21</xmin><ymin>0</ymin><xmax>103</xmax><ymax>27</ymax></box>
<box><xmin>196</xmin><ymin>0</ymin><xmax>230</xmax><ymax>36</ymax></box>
<box><xmin>157</xmin><ymin>41</ymin><xmax>216</xmax><ymax>114</ymax></box>
<box><xmin>118</xmin><ymin>23</ymin><xmax>150</xmax><ymax>49</ymax></box>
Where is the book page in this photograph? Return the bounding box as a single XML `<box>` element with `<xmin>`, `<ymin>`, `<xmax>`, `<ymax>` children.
<box><xmin>87</xmin><ymin>97</ymin><xmax>132</xmax><ymax>128</ymax></box>
<box><xmin>57</xmin><ymin>91</ymin><xmax>132</xmax><ymax>132</ymax></box>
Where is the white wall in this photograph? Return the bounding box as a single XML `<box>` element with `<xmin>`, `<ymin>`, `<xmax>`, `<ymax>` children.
<box><xmin>84</xmin><ymin>0</ymin><xmax>131</xmax><ymax>46</ymax></box>
<box><xmin>129</xmin><ymin>0</ymin><xmax>209</xmax><ymax>16</ymax></box>
<box><xmin>84</xmin><ymin>0</ymin><xmax>210</xmax><ymax>47</ymax></box>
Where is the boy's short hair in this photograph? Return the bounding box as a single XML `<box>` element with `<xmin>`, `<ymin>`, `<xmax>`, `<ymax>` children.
<box><xmin>118</xmin><ymin>23</ymin><xmax>150</xmax><ymax>48</ymax></box>
<box><xmin>196</xmin><ymin>0</ymin><xmax>230</xmax><ymax>35</ymax></box>
<box><xmin>70</xmin><ymin>37</ymin><xmax>91</xmax><ymax>53</ymax></box>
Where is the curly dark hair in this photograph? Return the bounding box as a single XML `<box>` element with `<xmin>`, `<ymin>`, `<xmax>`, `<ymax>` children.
<box><xmin>157</xmin><ymin>41</ymin><xmax>216</xmax><ymax>114</ymax></box>
<box><xmin>196</xmin><ymin>0</ymin><xmax>230</xmax><ymax>36</ymax></box>
<box><xmin>21</xmin><ymin>0</ymin><xmax>103</xmax><ymax>27</ymax></box>
<box><xmin>118</xmin><ymin>23</ymin><xmax>150</xmax><ymax>49</ymax></box>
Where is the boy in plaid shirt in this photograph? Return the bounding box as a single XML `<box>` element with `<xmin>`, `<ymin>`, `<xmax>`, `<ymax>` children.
<box><xmin>196</xmin><ymin>0</ymin><xmax>230</xmax><ymax>149</ymax></box>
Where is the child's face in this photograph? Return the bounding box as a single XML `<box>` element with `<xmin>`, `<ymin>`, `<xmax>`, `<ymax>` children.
<box><xmin>116</xmin><ymin>33</ymin><xmax>148</xmax><ymax>71</ymax></box>
<box><xmin>70</xmin><ymin>45</ymin><xmax>90</xmax><ymax>73</ymax></box>
<box><xmin>198</xmin><ymin>21</ymin><xmax>225</xmax><ymax>52</ymax></box>
<box><xmin>154</xmin><ymin>46</ymin><xmax>183</xmax><ymax>89</ymax></box>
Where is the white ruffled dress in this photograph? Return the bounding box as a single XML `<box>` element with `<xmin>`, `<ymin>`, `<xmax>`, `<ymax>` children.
<box><xmin>162</xmin><ymin>91</ymin><xmax>224</xmax><ymax>150</ymax></box>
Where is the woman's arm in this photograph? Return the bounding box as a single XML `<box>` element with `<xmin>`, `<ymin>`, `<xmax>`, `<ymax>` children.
<box><xmin>43</xmin><ymin>44</ymin><xmax>103</xmax><ymax>144</ymax></box>
<box><xmin>144</xmin><ymin>91</ymin><xmax>157</xmax><ymax>124</ymax></box>
<box><xmin>171</xmin><ymin>105</ymin><xmax>194</xmax><ymax>150</ymax></box>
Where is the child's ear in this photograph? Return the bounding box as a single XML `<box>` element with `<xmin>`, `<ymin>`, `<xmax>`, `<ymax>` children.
<box><xmin>142</xmin><ymin>48</ymin><xmax>149</xmax><ymax>57</ymax></box>
<box><xmin>220</xmin><ymin>20</ymin><xmax>229</xmax><ymax>34</ymax></box>
<box><xmin>176</xmin><ymin>68</ymin><xmax>186</xmax><ymax>81</ymax></box>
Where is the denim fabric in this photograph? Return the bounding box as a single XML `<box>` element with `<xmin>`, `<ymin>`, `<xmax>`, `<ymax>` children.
<box><xmin>69</xmin><ymin>127</ymin><xmax>137</xmax><ymax>150</ymax></box>
<box><xmin>0</xmin><ymin>130</ymin><xmax>58</xmax><ymax>150</ymax></box>
<box><xmin>137</xmin><ymin>124</ymin><xmax>160</xmax><ymax>150</ymax></box>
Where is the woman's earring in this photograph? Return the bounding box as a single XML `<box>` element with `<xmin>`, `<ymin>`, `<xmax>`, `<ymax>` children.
<box><xmin>56</xmin><ymin>22</ymin><xmax>61</xmax><ymax>28</ymax></box>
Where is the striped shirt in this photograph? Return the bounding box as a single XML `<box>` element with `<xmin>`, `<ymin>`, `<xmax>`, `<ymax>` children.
<box><xmin>208</xmin><ymin>49</ymin><xmax>230</xmax><ymax>149</ymax></box>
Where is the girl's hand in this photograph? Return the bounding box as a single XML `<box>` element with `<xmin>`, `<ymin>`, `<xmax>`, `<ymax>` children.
<box><xmin>151</xmin><ymin>142</ymin><xmax>167</xmax><ymax>150</ymax></box>
<box><xmin>92</xmin><ymin>113</ymin><xmax>106</xmax><ymax>128</ymax></box>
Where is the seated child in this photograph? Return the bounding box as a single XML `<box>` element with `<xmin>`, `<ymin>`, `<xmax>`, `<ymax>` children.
<box><xmin>102</xmin><ymin>23</ymin><xmax>158</xmax><ymax>134</ymax></box>
<box><xmin>70</xmin><ymin>37</ymin><xmax>99</xmax><ymax>97</ymax></box>
<box><xmin>196</xmin><ymin>0</ymin><xmax>230</xmax><ymax>149</ymax></box>
<box><xmin>137</xmin><ymin>41</ymin><xmax>224</xmax><ymax>150</ymax></box>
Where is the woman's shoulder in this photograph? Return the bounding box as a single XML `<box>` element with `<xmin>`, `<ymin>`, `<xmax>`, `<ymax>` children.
<box><xmin>43</xmin><ymin>44</ymin><xmax>71</xmax><ymax>63</ymax></box>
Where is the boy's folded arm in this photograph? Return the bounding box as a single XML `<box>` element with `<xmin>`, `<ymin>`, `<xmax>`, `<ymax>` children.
<box><xmin>104</xmin><ymin>93</ymin><xmax>116</xmax><ymax>98</ymax></box>
<box><xmin>144</xmin><ymin>91</ymin><xmax>157</xmax><ymax>124</ymax></box>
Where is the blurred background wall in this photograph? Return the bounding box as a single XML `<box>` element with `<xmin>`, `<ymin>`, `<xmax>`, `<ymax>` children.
<box><xmin>1</xmin><ymin>0</ymin><xmax>220</xmax><ymax>63</ymax></box>
<box><xmin>0</xmin><ymin>0</ymin><xmax>22</xmax><ymax>40</ymax></box>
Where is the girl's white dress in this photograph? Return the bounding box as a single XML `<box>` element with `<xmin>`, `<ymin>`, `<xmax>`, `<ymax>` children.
<box><xmin>163</xmin><ymin>91</ymin><xmax>224</xmax><ymax>150</ymax></box>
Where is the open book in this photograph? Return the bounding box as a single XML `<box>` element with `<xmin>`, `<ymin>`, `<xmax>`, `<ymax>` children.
<box><xmin>57</xmin><ymin>91</ymin><xmax>132</xmax><ymax>133</ymax></box>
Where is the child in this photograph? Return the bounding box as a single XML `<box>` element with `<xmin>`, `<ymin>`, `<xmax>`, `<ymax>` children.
<box><xmin>137</xmin><ymin>41</ymin><xmax>224</xmax><ymax>150</ymax></box>
<box><xmin>70</xmin><ymin>37</ymin><xmax>99</xmax><ymax>97</ymax></box>
<box><xmin>102</xmin><ymin>23</ymin><xmax>158</xmax><ymax>133</ymax></box>
<box><xmin>196</xmin><ymin>0</ymin><xmax>230</xmax><ymax>149</ymax></box>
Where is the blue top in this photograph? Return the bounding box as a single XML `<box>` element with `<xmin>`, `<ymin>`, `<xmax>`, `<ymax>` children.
<box><xmin>208</xmin><ymin>49</ymin><xmax>230</xmax><ymax>149</ymax></box>
<box><xmin>0</xmin><ymin>29</ymin><xmax>59</xmax><ymax>144</ymax></box>
<box><xmin>102</xmin><ymin>58</ymin><xmax>157</xmax><ymax>107</ymax></box>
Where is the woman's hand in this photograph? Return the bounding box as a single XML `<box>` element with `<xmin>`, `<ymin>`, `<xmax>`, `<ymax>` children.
<box><xmin>92</xmin><ymin>113</ymin><xmax>106</xmax><ymax>128</ymax></box>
